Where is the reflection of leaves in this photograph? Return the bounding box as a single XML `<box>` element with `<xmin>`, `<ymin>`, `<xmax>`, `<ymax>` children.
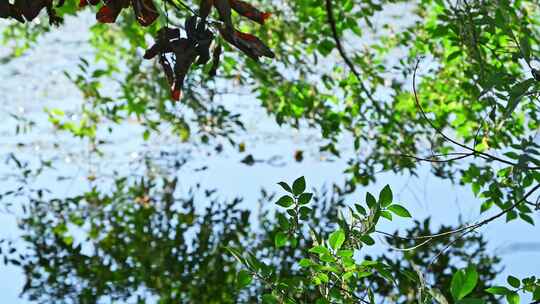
<box><xmin>294</xmin><ymin>150</ymin><xmax>303</xmax><ymax>162</ymax></box>
<box><xmin>5</xmin><ymin>175</ymin><xmax>355</xmax><ymax>303</ymax></box>
<box><xmin>10</xmin><ymin>177</ymin><xmax>256</xmax><ymax>303</ymax></box>
<box><xmin>240</xmin><ymin>154</ymin><xmax>255</xmax><ymax>165</ymax></box>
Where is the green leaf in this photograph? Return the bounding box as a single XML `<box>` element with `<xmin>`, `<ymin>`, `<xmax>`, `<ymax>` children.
<box><xmin>337</xmin><ymin>249</ymin><xmax>353</xmax><ymax>258</ymax></box>
<box><xmin>225</xmin><ymin>246</ymin><xmax>244</xmax><ymax>264</ymax></box>
<box><xmin>379</xmin><ymin>185</ymin><xmax>393</xmax><ymax>207</ymax></box>
<box><xmin>505</xmin><ymin>78</ymin><xmax>535</xmax><ymax>117</ymax></box>
<box><xmin>262</xmin><ymin>294</ymin><xmax>278</xmax><ymax>304</ymax></box>
<box><xmin>328</xmin><ymin>229</ymin><xmax>345</xmax><ymax>251</ymax></box>
<box><xmin>381</xmin><ymin>210</ymin><xmax>393</xmax><ymax>220</ymax></box>
<box><xmin>292</xmin><ymin>176</ymin><xmax>306</xmax><ymax>195</ymax></box>
<box><xmin>357</xmin><ymin>271</ymin><xmax>372</xmax><ymax>279</ymax></box>
<box><xmin>533</xmin><ymin>286</ymin><xmax>540</xmax><ymax>301</ymax></box>
<box><xmin>429</xmin><ymin>288</ymin><xmax>449</xmax><ymax>304</ymax></box>
<box><xmin>506</xmin><ymin>210</ymin><xmax>518</xmax><ymax>222</ymax></box>
<box><xmin>519</xmin><ymin>213</ymin><xmax>535</xmax><ymax>225</ymax></box>
<box><xmin>451</xmin><ymin>266</ymin><xmax>478</xmax><ymax>300</ymax></box>
<box><xmin>342</xmin><ymin>271</ymin><xmax>354</xmax><ymax>281</ymax></box>
<box><xmin>299</xmin><ymin>206</ymin><xmax>312</xmax><ymax>220</ymax></box>
<box><xmin>277</xmin><ymin>213</ymin><xmax>290</xmax><ymax>230</ymax></box>
<box><xmin>387</xmin><ymin>204</ymin><xmax>412</xmax><ymax>218</ymax></box>
<box><xmin>274</xmin><ymin>232</ymin><xmax>288</xmax><ymax>248</ymax></box>
<box><xmin>237</xmin><ymin>270</ymin><xmax>252</xmax><ymax>288</ymax></box>
<box><xmin>298</xmin><ymin>192</ymin><xmax>313</xmax><ymax>205</ymax></box>
<box><xmin>317</xmin><ymin>39</ymin><xmax>335</xmax><ymax>56</ymax></box>
<box><xmin>486</xmin><ymin>286</ymin><xmax>511</xmax><ymax>295</ymax></box>
<box><xmin>277</xmin><ymin>182</ymin><xmax>293</xmax><ymax>193</ymax></box>
<box><xmin>314</xmin><ymin>272</ymin><xmax>329</xmax><ymax>284</ymax></box>
<box><xmin>366</xmin><ymin>192</ymin><xmax>377</xmax><ymax>208</ymax></box>
<box><xmin>298</xmin><ymin>258</ymin><xmax>312</xmax><ymax>267</ymax></box>
<box><xmin>520</xmin><ymin>36</ymin><xmax>531</xmax><ymax>62</ymax></box>
<box><xmin>319</xmin><ymin>253</ymin><xmax>335</xmax><ymax>263</ymax></box>
<box><xmin>506</xmin><ymin>276</ymin><xmax>520</xmax><ymax>288</ymax></box>
<box><xmin>506</xmin><ymin>292</ymin><xmax>519</xmax><ymax>304</ymax></box>
<box><xmin>309</xmin><ymin>246</ymin><xmax>330</xmax><ymax>255</ymax></box>
<box><xmin>276</xmin><ymin>195</ymin><xmax>294</xmax><ymax>208</ymax></box>
<box><xmin>447</xmin><ymin>50</ymin><xmax>462</xmax><ymax>62</ymax></box>
<box><xmin>355</xmin><ymin>203</ymin><xmax>367</xmax><ymax>216</ymax></box>
<box><xmin>457</xmin><ymin>299</ymin><xmax>485</xmax><ymax>304</ymax></box>
<box><xmin>360</xmin><ymin>235</ymin><xmax>375</xmax><ymax>246</ymax></box>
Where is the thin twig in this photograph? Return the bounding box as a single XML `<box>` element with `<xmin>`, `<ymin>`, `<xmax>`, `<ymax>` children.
<box><xmin>412</xmin><ymin>60</ymin><xmax>540</xmax><ymax>170</ymax></box>
<box><xmin>376</xmin><ymin>182</ymin><xmax>540</xmax><ymax>244</ymax></box>
<box><xmin>428</xmin><ymin>229</ymin><xmax>473</xmax><ymax>268</ymax></box>
<box><xmin>392</xmin><ymin>152</ymin><xmax>474</xmax><ymax>164</ymax></box>
<box><xmin>324</xmin><ymin>0</ymin><xmax>390</xmax><ymax>120</ymax></box>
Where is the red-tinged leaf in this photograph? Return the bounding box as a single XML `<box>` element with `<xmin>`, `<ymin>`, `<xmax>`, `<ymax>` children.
<box><xmin>229</xmin><ymin>0</ymin><xmax>271</xmax><ymax>24</ymax></box>
<box><xmin>96</xmin><ymin>0</ymin><xmax>128</xmax><ymax>23</ymax></box>
<box><xmin>219</xmin><ymin>26</ymin><xmax>274</xmax><ymax>60</ymax></box>
<box><xmin>96</xmin><ymin>5</ymin><xmax>119</xmax><ymax>23</ymax></box>
<box><xmin>132</xmin><ymin>0</ymin><xmax>158</xmax><ymax>26</ymax></box>
<box><xmin>171</xmin><ymin>88</ymin><xmax>182</xmax><ymax>101</ymax></box>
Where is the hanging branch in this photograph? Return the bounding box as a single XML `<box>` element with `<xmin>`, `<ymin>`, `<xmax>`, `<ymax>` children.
<box><xmin>324</xmin><ymin>0</ymin><xmax>391</xmax><ymax>120</ymax></box>
<box><xmin>375</xmin><ymin>182</ymin><xmax>540</xmax><ymax>252</ymax></box>
<box><xmin>412</xmin><ymin>59</ymin><xmax>540</xmax><ymax>170</ymax></box>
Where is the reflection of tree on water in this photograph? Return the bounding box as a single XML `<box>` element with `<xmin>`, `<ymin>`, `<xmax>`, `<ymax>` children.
<box><xmin>1</xmin><ymin>158</ymin><xmax>500</xmax><ymax>303</ymax></box>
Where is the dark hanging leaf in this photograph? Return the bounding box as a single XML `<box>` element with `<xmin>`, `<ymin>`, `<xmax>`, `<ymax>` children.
<box><xmin>185</xmin><ymin>15</ymin><xmax>198</xmax><ymax>41</ymax></box>
<box><xmin>208</xmin><ymin>43</ymin><xmax>222</xmax><ymax>77</ymax></box>
<box><xmin>96</xmin><ymin>0</ymin><xmax>131</xmax><ymax>24</ymax></box>
<box><xmin>229</xmin><ymin>0</ymin><xmax>271</xmax><ymax>24</ymax></box>
<box><xmin>79</xmin><ymin>0</ymin><xmax>100</xmax><ymax>7</ymax></box>
<box><xmin>532</xmin><ymin>69</ymin><xmax>540</xmax><ymax>81</ymax></box>
<box><xmin>0</xmin><ymin>1</ymin><xmax>25</xmax><ymax>23</ymax></box>
<box><xmin>199</xmin><ymin>0</ymin><xmax>213</xmax><ymax>19</ymax></box>
<box><xmin>132</xmin><ymin>0</ymin><xmax>158</xmax><ymax>26</ymax></box>
<box><xmin>171</xmin><ymin>39</ymin><xmax>198</xmax><ymax>100</ymax></box>
<box><xmin>219</xmin><ymin>26</ymin><xmax>274</xmax><ymax>61</ymax></box>
<box><xmin>96</xmin><ymin>4</ymin><xmax>123</xmax><ymax>23</ymax></box>
<box><xmin>159</xmin><ymin>54</ymin><xmax>175</xmax><ymax>97</ymax></box>
<box><xmin>214</xmin><ymin>0</ymin><xmax>232</xmax><ymax>27</ymax></box>
<box><xmin>15</xmin><ymin>0</ymin><xmax>47</xmax><ymax>21</ymax></box>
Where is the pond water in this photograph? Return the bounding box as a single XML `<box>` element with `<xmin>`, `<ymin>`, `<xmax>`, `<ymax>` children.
<box><xmin>1</xmin><ymin>11</ymin><xmax>539</xmax><ymax>303</ymax></box>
